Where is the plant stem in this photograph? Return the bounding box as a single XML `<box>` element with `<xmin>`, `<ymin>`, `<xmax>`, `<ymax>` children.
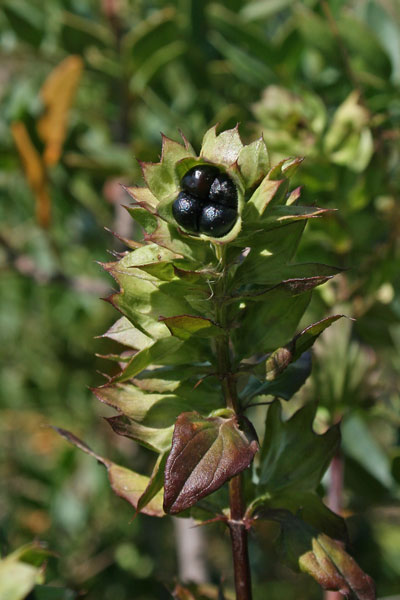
<box><xmin>229</xmin><ymin>476</ymin><xmax>253</xmax><ymax>600</ymax></box>
<box><xmin>214</xmin><ymin>244</ymin><xmax>253</xmax><ymax>600</ymax></box>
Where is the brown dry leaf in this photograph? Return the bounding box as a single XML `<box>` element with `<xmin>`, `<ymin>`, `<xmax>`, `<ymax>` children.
<box><xmin>38</xmin><ymin>55</ymin><xmax>83</xmax><ymax>166</ymax></box>
<box><xmin>11</xmin><ymin>121</ymin><xmax>51</xmax><ymax>228</ymax></box>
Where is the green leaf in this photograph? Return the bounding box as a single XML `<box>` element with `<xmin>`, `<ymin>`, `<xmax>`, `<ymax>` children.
<box><xmin>112</xmin><ymin>337</ymin><xmax>184</xmax><ymax>382</ymax></box>
<box><xmin>258</xmin><ymin>401</ymin><xmax>340</xmax><ymax>493</ymax></box>
<box><xmin>244</xmin><ymin>178</ymin><xmax>285</xmax><ymax>217</ymax></box>
<box><xmin>94</xmin><ymin>382</ymin><xmax>220</xmax><ymax>428</ymax></box>
<box><xmin>234</xmin><ymin>263</ymin><xmax>341</xmax><ymax>294</ymax></box>
<box><xmin>107</xmin><ymin>415</ymin><xmax>174</xmax><ymax>453</ymax></box>
<box><xmin>160</xmin><ymin>315</ymin><xmax>223</xmax><ymax>340</ymax></box>
<box><xmin>147</xmin><ymin>219</ymin><xmax>215</xmax><ymax>264</ymax></box>
<box><xmin>140</xmin><ymin>161</ymin><xmax>177</xmax><ymax>201</ymax></box>
<box><xmin>108</xmin><ymin>462</ymin><xmax>165</xmax><ymax>516</ymax></box>
<box><xmin>241</xmin><ymin>352</ymin><xmax>312</xmax><ymax>403</ymax></box>
<box><xmin>136</xmin><ymin>452</ymin><xmax>168</xmax><ymax>515</ymax></box>
<box><xmin>237</xmin><ymin>137</ymin><xmax>270</xmax><ymax>189</ymax></box>
<box><xmin>252</xmin><ymin>491</ymin><xmax>346</xmax><ymax>542</ymax></box>
<box><xmin>100</xmin><ymin>317</ymin><xmax>153</xmax><ymax>350</ymax></box>
<box><xmin>160</xmin><ymin>134</ymin><xmax>196</xmax><ymax>169</ymax></box>
<box><xmin>125</xmin><ymin>206</ymin><xmax>158</xmax><ymax>234</ymax></box>
<box><xmin>259</xmin><ymin>315</ymin><xmax>345</xmax><ymax>381</ymax></box>
<box><xmin>235</xmin><ymin>286</ymin><xmax>312</xmax><ymax>356</ymax></box>
<box><xmin>291</xmin><ymin>315</ymin><xmax>345</xmax><ymax>361</ymax></box>
<box><xmin>54</xmin><ymin>428</ymin><xmax>165</xmax><ymax>516</ymax></box>
<box><xmin>275</xmin><ymin>514</ymin><xmax>376</xmax><ymax>599</ymax></box>
<box><xmin>123</xmin><ymin>185</ymin><xmax>159</xmax><ymax>211</ymax></box>
<box><xmin>260</xmin><ymin>205</ymin><xmax>334</xmax><ymax>227</ymax></box>
<box><xmin>163</xmin><ymin>411</ymin><xmax>258</xmax><ymax>513</ymax></box>
<box><xmin>200</xmin><ymin>125</ymin><xmax>244</xmax><ymax>167</ymax></box>
<box><xmin>232</xmin><ymin>221</ymin><xmax>306</xmax><ymax>284</ymax></box>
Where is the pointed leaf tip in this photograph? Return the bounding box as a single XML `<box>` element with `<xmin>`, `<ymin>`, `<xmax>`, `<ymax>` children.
<box><xmin>164</xmin><ymin>411</ymin><xmax>258</xmax><ymax>513</ymax></box>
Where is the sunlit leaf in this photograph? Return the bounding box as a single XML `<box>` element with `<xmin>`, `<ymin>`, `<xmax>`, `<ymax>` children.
<box><xmin>54</xmin><ymin>428</ymin><xmax>165</xmax><ymax>516</ymax></box>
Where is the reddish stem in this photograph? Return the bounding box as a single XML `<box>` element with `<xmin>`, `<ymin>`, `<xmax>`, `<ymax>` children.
<box><xmin>229</xmin><ymin>477</ymin><xmax>253</xmax><ymax>600</ymax></box>
<box><xmin>214</xmin><ymin>245</ymin><xmax>253</xmax><ymax>600</ymax></box>
<box><xmin>324</xmin><ymin>450</ymin><xmax>344</xmax><ymax>600</ymax></box>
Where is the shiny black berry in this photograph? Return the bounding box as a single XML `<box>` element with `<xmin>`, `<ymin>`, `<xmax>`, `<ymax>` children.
<box><xmin>209</xmin><ymin>173</ymin><xmax>237</xmax><ymax>209</ymax></box>
<box><xmin>174</xmin><ymin>164</ymin><xmax>238</xmax><ymax>238</ymax></box>
<box><xmin>180</xmin><ymin>165</ymin><xmax>220</xmax><ymax>200</ymax></box>
<box><xmin>199</xmin><ymin>204</ymin><xmax>237</xmax><ymax>237</ymax></box>
<box><xmin>172</xmin><ymin>192</ymin><xmax>200</xmax><ymax>233</ymax></box>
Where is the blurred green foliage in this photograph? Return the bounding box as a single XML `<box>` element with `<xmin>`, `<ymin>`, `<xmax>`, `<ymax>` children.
<box><xmin>0</xmin><ymin>0</ymin><xmax>399</xmax><ymax>598</ymax></box>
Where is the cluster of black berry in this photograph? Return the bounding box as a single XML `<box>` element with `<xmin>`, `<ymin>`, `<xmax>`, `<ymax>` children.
<box><xmin>172</xmin><ymin>165</ymin><xmax>238</xmax><ymax>238</ymax></box>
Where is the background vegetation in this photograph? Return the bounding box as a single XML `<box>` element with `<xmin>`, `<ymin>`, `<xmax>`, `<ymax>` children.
<box><xmin>0</xmin><ymin>0</ymin><xmax>399</xmax><ymax>598</ymax></box>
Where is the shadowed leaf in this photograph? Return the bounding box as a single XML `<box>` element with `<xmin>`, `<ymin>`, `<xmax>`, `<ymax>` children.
<box><xmin>251</xmin><ymin>491</ymin><xmax>347</xmax><ymax>542</ymax></box>
<box><xmin>241</xmin><ymin>352</ymin><xmax>312</xmax><ymax>402</ymax></box>
<box><xmin>261</xmin><ymin>314</ymin><xmax>346</xmax><ymax>381</ymax></box>
<box><xmin>274</xmin><ymin>513</ymin><xmax>376</xmax><ymax>599</ymax></box>
<box><xmin>259</xmin><ymin>401</ymin><xmax>340</xmax><ymax>493</ymax></box>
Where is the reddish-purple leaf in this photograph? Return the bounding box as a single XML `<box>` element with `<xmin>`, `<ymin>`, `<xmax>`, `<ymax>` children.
<box><xmin>164</xmin><ymin>411</ymin><xmax>258</xmax><ymax>514</ymax></box>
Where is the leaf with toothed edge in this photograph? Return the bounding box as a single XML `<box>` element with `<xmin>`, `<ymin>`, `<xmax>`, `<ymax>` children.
<box><xmin>93</xmin><ymin>381</ymin><xmax>221</xmax><ymax>427</ymax></box>
<box><xmin>123</xmin><ymin>185</ymin><xmax>159</xmax><ymax>211</ymax></box>
<box><xmin>124</xmin><ymin>205</ymin><xmax>158</xmax><ymax>233</ymax></box>
<box><xmin>163</xmin><ymin>411</ymin><xmax>258</xmax><ymax>514</ymax></box>
<box><xmin>53</xmin><ymin>427</ymin><xmax>165</xmax><ymax>516</ymax></box>
<box><xmin>200</xmin><ymin>125</ymin><xmax>244</xmax><ymax>167</ymax></box>
<box><xmin>112</xmin><ymin>337</ymin><xmax>184</xmax><ymax>382</ymax></box>
<box><xmin>100</xmin><ymin>317</ymin><xmax>154</xmax><ymax>350</ymax></box>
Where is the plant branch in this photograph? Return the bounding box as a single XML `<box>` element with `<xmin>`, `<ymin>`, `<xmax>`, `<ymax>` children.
<box><xmin>214</xmin><ymin>245</ymin><xmax>253</xmax><ymax>600</ymax></box>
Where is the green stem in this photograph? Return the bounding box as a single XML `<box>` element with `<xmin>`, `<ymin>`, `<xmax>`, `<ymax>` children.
<box><xmin>214</xmin><ymin>244</ymin><xmax>253</xmax><ymax>600</ymax></box>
